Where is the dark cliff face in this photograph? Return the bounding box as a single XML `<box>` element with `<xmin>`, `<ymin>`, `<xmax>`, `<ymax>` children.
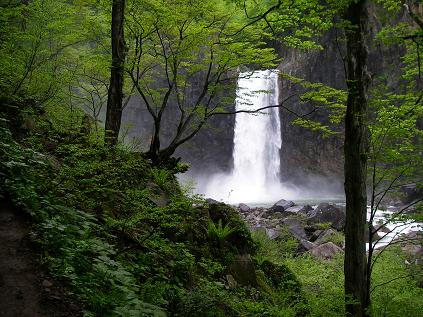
<box><xmin>175</xmin><ymin>113</ymin><xmax>235</xmax><ymax>174</ymax></box>
<box><xmin>276</xmin><ymin>5</ymin><xmax>407</xmax><ymax>185</ymax></box>
<box><xmin>120</xmin><ymin>6</ymin><xmax>406</xmax><ymax>186</ymax></box>
<box><xmin>121</xmin><ymin>95</ymin><xmax>235</xmax><ymax>174</ymax></box>
<box><xmin>277</xmin><ymin>30</ymin><xmax>347</xmax><ymax>183</ymax></box>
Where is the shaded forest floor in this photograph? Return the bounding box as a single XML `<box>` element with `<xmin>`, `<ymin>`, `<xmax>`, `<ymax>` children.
<box><xmin>0</xmin><ymin>198</ymin><xmax>81</xmax><ymax>317</ymax></box>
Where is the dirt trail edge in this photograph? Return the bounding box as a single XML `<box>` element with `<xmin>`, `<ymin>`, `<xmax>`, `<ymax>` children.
<box><xmin>0</xmin><ymin>199</ymin><xmax>81</xmax><ymax>317</ymax></box>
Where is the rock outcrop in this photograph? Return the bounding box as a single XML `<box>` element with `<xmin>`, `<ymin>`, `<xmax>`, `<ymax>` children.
<box><xmin>307</xmin><ymin>203</ymin><xmax>346</xmax><ymax>230</ymax></box>
<box><xmin>310</xmin><ymin>242</ymin><xmax>343</xmax><ymax>260</ymax></box>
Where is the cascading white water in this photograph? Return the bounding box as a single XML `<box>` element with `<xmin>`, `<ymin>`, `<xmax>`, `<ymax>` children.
<box><xmin>203</xmin><ymin>69</ymin><xmax>291</xmax><ymax>204</ymax></box>
<box><xmin>230</xmin><ymin>70</ymin><xmax>281</xmax><ymax>200</ymax></box>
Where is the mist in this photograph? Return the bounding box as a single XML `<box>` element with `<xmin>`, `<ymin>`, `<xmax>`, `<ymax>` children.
<box><xmin>179</xmin><ymin>170</ymin><xmax>345</xmax><ymax>206</ymax></box>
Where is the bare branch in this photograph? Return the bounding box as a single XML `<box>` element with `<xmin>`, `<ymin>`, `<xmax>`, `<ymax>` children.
<box><xmin>229</xmin><ymin>0</ymin><xmax>282</xmax><ymax>36</ymax></box>
<box><xmin>211</xmin><ymin>94</ymin><xmax>317</xmax><ymax>119</ymax></box>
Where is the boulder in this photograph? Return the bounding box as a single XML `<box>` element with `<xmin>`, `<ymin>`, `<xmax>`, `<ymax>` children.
<box><xmin>314</xmin><ymin>228</ymin><xmax>337</xmax><ymax>245</ymax></box>
<box><xmin>207</xmin><ymin>202</ymin><xmax>256</xmax><ymax>253</ymax></box>
<box><xmin>403</xmin><ymin>205</ymin><xmax>419</xmax><ymax>215</ymax></box>
<box><xmin>310</xmin><ymin>242</ymin><xmax>343</xmax><ymax>260</ymax></box>
<box><xmin>310</xmin><ymin>229</ymin><xmax>323</xmax><ymax>242</ymax></box>
<box><xmin>228</xmin><ymin>254</ymin><xmax>258</xmax><ymax>287</ymax></box>
<box><xmin>266</xmin><ymin>228</ymin><xmax>281</xmax><ymax>240</ymax></box>
<box><xmin>42</xmin><ymin>280</ymin><xmax>53</xmax><ymax>288</ymax></box>
<box><xmin>238</xmin><ymin>203</ymin><xmax>251</xmax><ymax>213</ymax></box>
<box><xmin>226</xmin><ymin>274</ymin><xmax>237</xmax><ymax>289</ymax></box>
<box><xmin>365</xmin><ymin>225</ymin><xmax>384</xmax><ymax>243</ymax></box>
<box><xmin>401</xmin><ymin>184</ymin><xmax>423</xmax><ymax>204</ymax></box>
<box><xmin>147</xmin><ymin>182</ymin><xmax>171</xmax><ymax>207</ymax></box>
<box><xmin>282</xmin><ymin>218</ymin><xmax>307</xmax><ymax>240</ymax></box>
<box><xmin>269</xmin><ymin>211</ymin><xmax>284</xmax><ymax>220</ymax></box>
<box><xmin>270</xmin><ymin>199</ymin><xmax>295</xmax><ymax>213</ymax></box>
<box><xmin>284</xmin><ymin>205</ymin><xmax>313</xmax><ymax>215</ymax></box>
<box><xmin>206</xmin><ymin>198</ymin><xmax>220</xmax><ymax>205</ymax></box>
<box><xmin>259</xmin><ymin>260</ymin><xmax>302</xmax><ymax>292</ymax></box>
<box><xmin>298</xmin><ymin>239</ymin><xmax>316</xmax><ymax>252</ymax></box>
<box><xmin>259</xmin><ymin>260</ymin><xmax>309</xmax><ymax>315</ymax></box>
<box><xmin>307</xmin><ymin>203</ymin><xmax>346</xmax><ymax>230</ymax></box>
<box><xmin>245</xmin><ymin>213</ymin><xmax>257</xmax><ymax>221</ymax></box>
<box><xmin>373</xmin><ymin>224</ymin><xmax>390</xmax><ymax>234</ymax></box>
<box><xmin>399</xmin><ymin>231</ymin><xmax>423</xmax><ymax>259</ymax></box>
<box><xmin>251</xmin><ymin>226</ymin><xmax>266</xmax><ymax>234</ymax></box>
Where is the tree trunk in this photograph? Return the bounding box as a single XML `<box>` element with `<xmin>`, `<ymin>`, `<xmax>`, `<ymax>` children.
<box><xmin>147</xmin><ymin>119</ymin><xmax>162</xmax><ymax>163</ymax></box>
<box><xmin>343</xmin><ymin>0</ymin><xmax>370</xmax><ymax>316</ymax></box>
<box><xmin>105</xmin><ymin>0</ymin><xmax>126</xmax><ymax>147</ymax></box>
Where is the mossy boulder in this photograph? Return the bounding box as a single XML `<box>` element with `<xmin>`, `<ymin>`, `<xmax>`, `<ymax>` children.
<box><xmin>227</xmin><ymin>254</ymin><xmax>258</xmax><ymax>287</ymax></box>
<box><xmin>207</xmin><ymin>201</ymin><xmax>256</xmax><ymax>254</ymax></box>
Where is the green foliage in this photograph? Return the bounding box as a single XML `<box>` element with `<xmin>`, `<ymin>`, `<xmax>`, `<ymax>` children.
<box><xmin>0</xmin><ymin>0</ymin><xmax>106</xmax><ymax>105</ymax></box>
<box><xmin>371</xmin><ymin>247</ymin><xmax>423</xmax><ymax>317</ymax></box>
<box><xmin>259</xmin><ymin>260</ymin><xmax>307</xmax><ymax>306</ymax></box>
<box><xmin>368</xmin><ymin>2</ymin><xmax>423</xmax><ymax>227</ymax></box>
<box><xmin>252</xmin><ymin>229</ymin><xmax>298</xmax><ymax>264</ymax></box>
<box><xmin>151</xmin><ymin>168</ymin><xmax>173</xmax><ymax>191</ymax></box>
<box><xmin>0</xmin><ymin>118</ymin><xmax>44</xmax><ymax>213</ymax></box>
<box><xmin>235</xmin><ymin>0</ymin><xmax>337</xmax><ymax>50</ymax></box>
<box><xmin>285</xmin><ymin>254</ymin><xmax>345</xmax><ymax>317</ymax></box>
<box><xmin>0</xmin><ymin>121</ymin><xmax>166</xmax><ymax>315</ymax></box>
<box><xmin>207</xmin><ymin>202</ymin><xmax>258</xmax><ymax>255</ymax></box>
<box><xmin>39</xmin><ymin>206</ymin><xmax>166</xmax><ymax>317</ymax></box>
<box><xmin>171</xmin><ymin>288</ymin><xmax>220</xmax><ymax>317</ymax></box>
<box><xmin>207</xmin><ymin>219</ymin><xmax>236</xmax><ymax>243</ymax></box>
<box><xmin>2</xmin><ymin>1</ymin><xmax>422</xmax><ymax>316</ymax></box>
<box><xmin>319</xmin><ymin>230</ymin><xmax>345</xmax><ymax>248</ymax></box>
<box><xmin>3</xmin><ymin>89</ymin><xmax>422</xmax><ymax>317</ymax></box>
<box><xmin>282</xmin><ymin>246</ymin><xmax>423</xmax><ymax>317</ymax></box>
<box><xmin>1</xmin><ymin>105</ymin><xmax>320</xmax><ymax>316</ymax></box>
<box><xmin>280</xmin><ymin>73</ymin><xmax>347</xmax><ymax>136</ymax></box>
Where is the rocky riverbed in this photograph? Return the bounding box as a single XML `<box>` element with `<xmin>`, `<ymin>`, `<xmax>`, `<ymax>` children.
<box><xmin>236</xmin><ymin>199</ymin><xmax>347</xmax><ymax>260</ymax></box>
<box><xmin>206</xmin><ymin>198</ymin><xmax>422</xmax><ymax>262</ymax></box>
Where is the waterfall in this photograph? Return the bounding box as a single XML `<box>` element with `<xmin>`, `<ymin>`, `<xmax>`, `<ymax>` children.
<box><xmin>204</xmin><ymin>69</ymin><xmax>288</xmax><ymax>204</ymax></box>
<box><xmin>231</xmin><ymin>70</ymin><xmax>281</xmax><ymax>200</ymax></box>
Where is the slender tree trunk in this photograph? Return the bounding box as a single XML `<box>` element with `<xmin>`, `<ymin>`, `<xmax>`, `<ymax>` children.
<box><xmin>105</xmin><ymin>0</ymin><xmax>126</xmax><ymax>147</ymax></box>
<box><xmin>343</xmin><ymin>0</ymin><xmax>370</xmax><ymax>316</ymax></box>
<box><xmin>148</xmin><ymin>119</ymin><xmax>162</xmax><ymax>164</ymax></box>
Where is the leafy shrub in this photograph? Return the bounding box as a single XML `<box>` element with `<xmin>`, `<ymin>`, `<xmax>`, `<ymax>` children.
<box><xmin>171</xmin><ymin>288</ymin><xmax>219</xmax><ymax>317</ymax></box>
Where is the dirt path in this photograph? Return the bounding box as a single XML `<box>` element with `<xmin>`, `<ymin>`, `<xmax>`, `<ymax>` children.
<box><xmin>0</xmin><ymin>199</ymin><xmax>81</xmax><ymax>317</ymax></box>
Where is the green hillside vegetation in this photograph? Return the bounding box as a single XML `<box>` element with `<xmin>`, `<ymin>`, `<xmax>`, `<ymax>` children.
<box><xmin>1</xmin><ymin>98</ymin><xmax>422</xmax><ymax>316</ymax></box>
<box><xmin>0</xmin><ymin>0</ymin><xmax>422</xmax><ymax>316</ymax></box>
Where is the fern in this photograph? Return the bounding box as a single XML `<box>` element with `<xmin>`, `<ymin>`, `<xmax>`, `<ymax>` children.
<box><xmin>207</xmin><ymin>219</ymin><xmax>235</xmax><ymax>243</ymax></box>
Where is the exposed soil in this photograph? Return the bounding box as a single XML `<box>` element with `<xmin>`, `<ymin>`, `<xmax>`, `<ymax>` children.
<box><xmin>0</xmin><ymin>198</ymin><xmax>81</xmax><ymax>317</ymax></box>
